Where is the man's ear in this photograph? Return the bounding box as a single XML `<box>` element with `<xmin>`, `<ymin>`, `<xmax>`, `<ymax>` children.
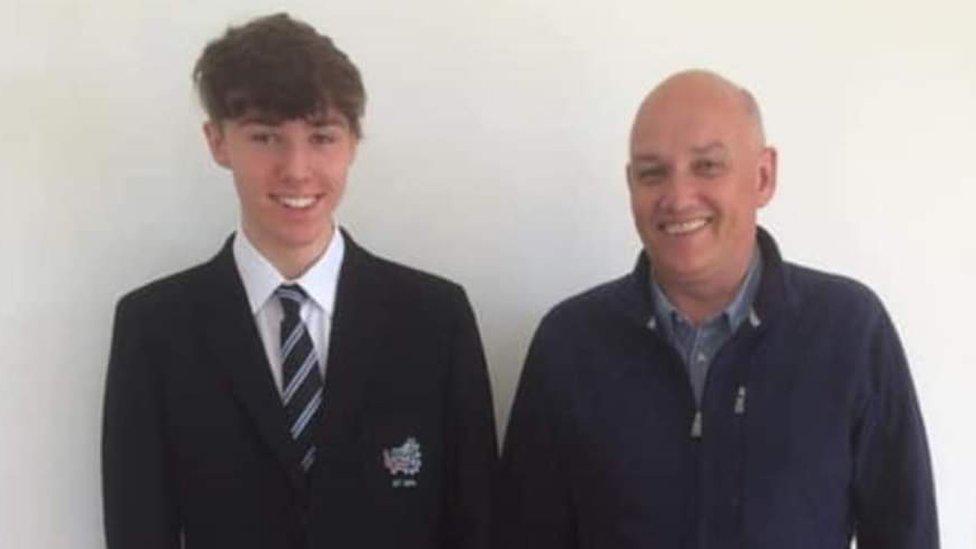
<box><xmin>203</xmin><ymin>120</ymin><xmax>230</xmax><ymax>169</ymax></box>
<box><xmin>756</xmin><ymin>146</ymin><xmax>777</xmax><ymax>207</ymax></box>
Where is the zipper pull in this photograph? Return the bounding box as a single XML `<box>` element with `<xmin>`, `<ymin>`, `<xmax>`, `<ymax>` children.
<box><xmin>690</xmin><ymin>410</ymin><xmax>702</xmax><ymax>439</ymax></box>
<box><xmin>734</xmin><ymin>385</ymin><xmax>747</xmax><ymax>415</ymax></box>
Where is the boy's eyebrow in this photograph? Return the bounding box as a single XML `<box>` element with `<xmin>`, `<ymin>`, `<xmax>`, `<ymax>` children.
<box><xmin>236</xmin><ymin>114</ymin><xmax>281</xmax><ymax>126</ymax></box>
<box><xmin>234</xmin><ymin>113</ymin><xmax>348</xmax><ymax>128</ymax></box>
<box><xmin>305</xmin><ymin>113</ymin><xmax>347</xmax><ymax>127</ymax></box>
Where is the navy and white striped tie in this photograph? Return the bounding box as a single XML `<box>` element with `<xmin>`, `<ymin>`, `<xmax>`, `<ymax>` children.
<box><xmin>275</xmin><ymin>284</ymin><xmax>323</xmax><ymax>473</ymax></box>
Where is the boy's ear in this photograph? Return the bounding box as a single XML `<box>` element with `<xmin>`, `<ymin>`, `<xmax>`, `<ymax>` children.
<box><xmin>203</xmin><ymin>120</ymin><xmax>230</xmax><ymax>168</ymax></box>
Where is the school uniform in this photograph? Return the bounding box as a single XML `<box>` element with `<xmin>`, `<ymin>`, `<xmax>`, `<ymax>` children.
<box><xmin>103</xmin><ymin>229</ymin><xmax>497</xmax><ymax>549</ymax></box>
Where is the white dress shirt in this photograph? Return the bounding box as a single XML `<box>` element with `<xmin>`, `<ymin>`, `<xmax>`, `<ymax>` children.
<box><xmin>232</xmin><ymin>227</ymin><xmax>345</xmax><ymax>394</ymax></box>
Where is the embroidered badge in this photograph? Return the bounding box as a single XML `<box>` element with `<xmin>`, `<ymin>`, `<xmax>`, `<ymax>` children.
<box><xmin>382</xmin><ymin>437</ymin><xmax>422</xmax><ymax>488</ymax></box>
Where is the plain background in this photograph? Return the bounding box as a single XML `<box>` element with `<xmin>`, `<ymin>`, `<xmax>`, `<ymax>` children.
<box><xmin>2</xmin><ymin>1</ymin><xmax>974</xmax><ymax>547</ymax></box>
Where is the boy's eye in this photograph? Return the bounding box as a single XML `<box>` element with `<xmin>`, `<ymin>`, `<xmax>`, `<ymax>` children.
<box><xmin>249</xmin><ymin>132</ymin><xmax>276</xmax><ymax>144</ymax></box>
<box><xmin>311</xmin><ymin>132</ymin><xmax>337</xmax><ymax>145</ymax></box>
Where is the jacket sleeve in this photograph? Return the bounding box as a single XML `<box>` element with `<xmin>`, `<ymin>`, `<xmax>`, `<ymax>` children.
<box><xmin>443</xmin><ymin>286</ymin><xmax>499</xmax><ymax>549</ymax></box>
<box><xmin>852</xmin><ymin>307</ymin><xmax>939</xmax><ymax>548</ymax></box>
<box><xmin>102</xmin><ymin>297</ymin><xmax>181</xmax><ymax>549</ymax></box>
<box><xmin>496</xmin><ymin>319</ymin><xmax>576</xmax><ymax>549</ymax></box>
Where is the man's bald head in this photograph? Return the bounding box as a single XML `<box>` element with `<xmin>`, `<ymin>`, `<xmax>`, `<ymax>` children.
<box><xmin>630</xmin><ymin>70</ymin><xmax>766</xmax><ymax>154</ymax></box>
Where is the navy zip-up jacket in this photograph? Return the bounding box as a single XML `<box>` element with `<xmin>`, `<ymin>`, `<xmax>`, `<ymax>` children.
<box><xmin>497</xmin><ymin>228</ymin><xmax>938</xmax><ymax>548</ymax></box>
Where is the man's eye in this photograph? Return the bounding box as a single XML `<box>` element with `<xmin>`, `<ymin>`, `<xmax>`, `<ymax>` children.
<box><xmin>694</xmin><ymin>159</ymin><xmax>725</xmax><ymax>176</ymax></box>
<box><xmin>636</xmin><ymin>166</ymin><xmax>667</xmax><ymax>182</ymax></box>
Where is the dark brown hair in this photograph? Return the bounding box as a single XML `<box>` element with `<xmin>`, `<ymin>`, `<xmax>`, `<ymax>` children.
<box><xmin>193</xmin><ymin>13</ymin><xmax>365</xmax><ymax>136</ymax></box>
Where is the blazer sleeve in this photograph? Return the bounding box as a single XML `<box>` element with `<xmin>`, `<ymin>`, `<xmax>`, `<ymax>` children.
<box><xmin>443</xmin><ymin>286</ymin><xmax>498</xmax><ymax>549</ymax></box>
<box><xmin>852</xmin><ymin>307</ymin><xmax>939</xmax><ymax>548</ymax></box>
<box><xmin>496</xmin><ymin>319</ymin><xmax>576</xmax><ymax>549</ymax></box>
<box><xmin>102</xmin><ymin>297</ymin><xmax>181</xmax><ymax>549</ymax></box>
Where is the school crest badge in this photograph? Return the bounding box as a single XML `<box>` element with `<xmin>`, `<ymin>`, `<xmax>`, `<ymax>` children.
<box><xmin>382</xmin><ymin>437</ymin><xmax>422</xmax><ymax>487</ymax></box>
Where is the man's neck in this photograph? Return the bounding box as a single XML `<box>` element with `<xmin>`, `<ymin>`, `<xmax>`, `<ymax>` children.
<box><xmin>653</xmin><ymin>249</ymin><xmax>756</xmax><ymax>327</ymax></box>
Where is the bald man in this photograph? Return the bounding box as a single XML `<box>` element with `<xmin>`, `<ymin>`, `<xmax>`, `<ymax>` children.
<box><xmin>497</xmin><ymin>71</ymin><xmax>938</xmax><ymax>548</ymax></box>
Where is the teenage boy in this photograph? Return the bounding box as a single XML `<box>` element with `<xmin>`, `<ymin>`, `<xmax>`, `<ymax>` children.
<box><xmin>102</xmin><ymin>13</ymin><xmax>496</xmax><ymax>549</ymax></box>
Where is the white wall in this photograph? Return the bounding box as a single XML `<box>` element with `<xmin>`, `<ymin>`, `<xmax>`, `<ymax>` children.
<box><xmin>2</xmin><ymin>0</ymin><xmax>973</xmax><ymax>546</ymax></box>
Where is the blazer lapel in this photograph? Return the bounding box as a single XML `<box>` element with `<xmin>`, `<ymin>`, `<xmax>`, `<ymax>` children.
<box><xmin>312</xmin><ymin>231</ymin><xmax>391</xmax><ymax>463</ymax></box>
<box><xmin>196</xmin><ymin>237</ymin><xmax>307</xmax><ymax>493</ymax></box>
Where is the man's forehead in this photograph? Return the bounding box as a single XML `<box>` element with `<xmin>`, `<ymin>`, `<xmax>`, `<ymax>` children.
<box><xmin>630</xmin><ymin>100</ymin><xmax>757</xmax><ymax>159</ymax></box>
<box><xmin>631</xmin><ymin>140</ymin><xmax>730</xmax><ymax>162</ymax></box>
<box><xmin>632</xmin><ymin>99</ymin><xmax>738</xmax><ymax>141</ymax></box>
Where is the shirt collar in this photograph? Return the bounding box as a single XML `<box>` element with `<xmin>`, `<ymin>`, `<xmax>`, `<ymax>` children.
<box><xmin>650</xmin><ymin>245</ymin><xmax>763</xmax><ymax>333</ymax></box>
<box><xmin>232</xmin><ymin>226</ymin><xmax>346</xmax><ymax>316</ymax></box>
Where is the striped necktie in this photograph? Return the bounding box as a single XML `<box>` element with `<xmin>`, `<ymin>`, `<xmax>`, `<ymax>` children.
<box><xmin>275</xmin><ymin>284</ymin><xmax>324</xmax><ymax>472</ymax></box>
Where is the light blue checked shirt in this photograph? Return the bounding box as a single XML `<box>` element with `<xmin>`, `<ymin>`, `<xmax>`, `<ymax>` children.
<box><xmin>651</xmin><ymin>248</ymin><xmax>762</xmax><ymax>406</ymax></box>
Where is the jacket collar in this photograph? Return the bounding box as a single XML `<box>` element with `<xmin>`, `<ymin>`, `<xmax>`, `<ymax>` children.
<box><xmin>618</xmin><ymin>226</ymin><xmax>798</xmax><ymax>329</ymax></box>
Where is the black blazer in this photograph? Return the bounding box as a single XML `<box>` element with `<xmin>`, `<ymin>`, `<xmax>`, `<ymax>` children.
<box><xmin>102</xmin><ymin>232</ymin><xmax>497</xmax><ymax>549</ymax></box>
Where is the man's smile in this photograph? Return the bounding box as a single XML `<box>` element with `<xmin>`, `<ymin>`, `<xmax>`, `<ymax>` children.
<box><xmin>658</xmin><ymin>216</ymin><xmax>713</xmax><ymax>236</ymax></box>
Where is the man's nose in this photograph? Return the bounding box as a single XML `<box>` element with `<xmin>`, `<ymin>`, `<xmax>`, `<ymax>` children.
<box><xmin>658</xmin><ymin>172</ymin><xmax>697</xmax><ymax>212</ymax></box>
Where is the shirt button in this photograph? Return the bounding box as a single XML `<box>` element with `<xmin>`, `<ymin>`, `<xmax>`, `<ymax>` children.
<box><xmin>696</xmin><ymin>352</ymin><xmax>707</xmax><ymax>363</ymax></box>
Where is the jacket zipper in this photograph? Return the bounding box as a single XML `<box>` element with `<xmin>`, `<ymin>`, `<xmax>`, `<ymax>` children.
<box><xmin>690</xmin><ymin>409</ymin><xmax>703</xmax><ymax>439</ymax></box>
